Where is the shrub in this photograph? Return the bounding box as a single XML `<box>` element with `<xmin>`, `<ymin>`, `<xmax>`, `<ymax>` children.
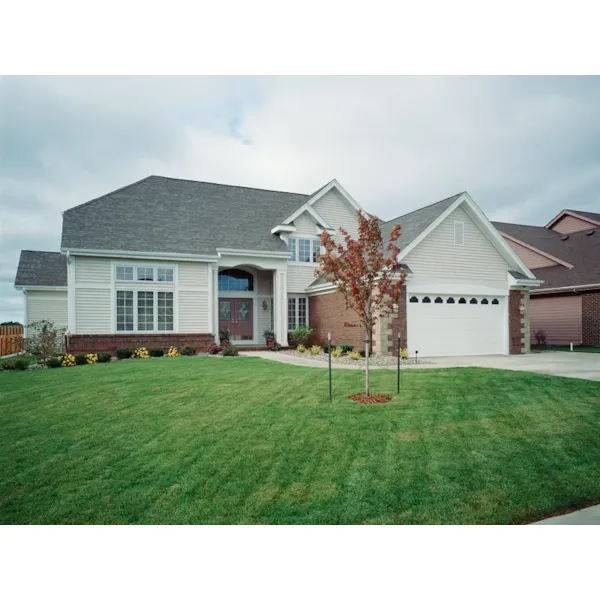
<box><xmin>47</xmin><ymin>357</ymin><xmax>62</xmax><ymax>368</ymax></box>
<box><xmin>323</xmin><ymin>345</ymin><xmax>329</xmax><ymax>354</ymax></box>
<box><xmin>167</xmin><ymin>346</ymin><xmax>179</xmax><ymax>357</ymax></box>
<box><xmin>60</xmin><ymin>354</ymin><xmax>76</xmax><ymax>367</ymax></box>
<box><xmin>181</xmin><ymin>346</ymin><xmax>196</xmax><ymax>356</ymax></box>
<box><xmin>400</xmin><ymin>347</ymin><xmax>409</xmax><ymax>360</ymax></box>
<box><xmin>22</xmin><ymin>320</ymin><xmax>66</xmax><ymax>363</ymax></box>
<box><xmin>297</xmin><ymin>344</ymin><xmax>306</xmax><ymax>353</ymax></box>
<box><xmin>116</xmin><ymin>348</ymin><xmax>133</xmax><ymax>360</ymax></box>
<box><xmin>269</xmin><ymin>342</ymin><xmax>281</xmax><ymax>351</ymax></box>
<box><xmin>219</xmin><ymin>329</ymin><xmax>231</xmax><ymax>344</ymax></box>
<box><xmin>534</xmin><ymin>329</ymin><xmax>547</xmax><ymax>345</ymax></box>
<box><xmin>149</xmin><ymin>348</ymin><xmax>164</xmax><ymax>357</ymax></box>
<box><xmin>222</xmin><ymin>344</ymin><xmax>239</xmax><ymax>357</ymax></box>
<box><xmin>310</xmin><ymin>345</ymin><xmax>321</xmax><ymax>355</ymax></box>
<box><xmin>74</xmin><ymin>354</ymin><xmax>87</xmax><ymax>366</ymax></box>
<box><xmin>331</xmin><ymin>346</ymin><xmax>343</xmax><ymax>358</ymax></box>
<box><xmin>339</xmin><ymin>344</ymin><xmax>354</xmax><ymax>354</ymax></box>
<box><xmin>347</xmin><ymin>351</ymin><xmax>361</xmax><ymax>360</ymax></box>
<box><xmin>288</xmin><ymin>326</ymin><xmax>314</xmax><ymax>347</ymax></box>
<box><xmin>207</xmin><ymin>344</ymin><xmax>222</xmax><ymax>355</ymax></box>
<box><xmin>98</xmin><ymin>352</ymin><xmax>112</xmax><ymax>363</ymax></box>
<box><xmin>86</xmin><ymin>353</ymin><xmax>99</xmax><ymax>365</ymax></box>
<box><xmin>2</xmin><ymin>358</ymin><xmax>29</xmax><ymax>371</ymax></box>
<box><xmin>134</xmin><ymin>347</ymin><xmax>150</xmax><ymax>359</ymax></box>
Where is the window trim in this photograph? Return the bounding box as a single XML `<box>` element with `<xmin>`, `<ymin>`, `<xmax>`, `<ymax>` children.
<box><xmin>116</xmin><ymin>289</ymin><xmax>174</xmax><ymax>333</ymax></box>
<box><xmin>288</xmin><ymin>295</ymin><xmax>309</xmax><ymax>330</ymax></box>
<box><xmin>286</xmin><ymin>236</ymin><xmax>321</xmax><ymax>264</ymax></box>
<box><xmin>115</xmin><ymin>262</ymin><xmax>175</xmax><ymax>284</ymax></box>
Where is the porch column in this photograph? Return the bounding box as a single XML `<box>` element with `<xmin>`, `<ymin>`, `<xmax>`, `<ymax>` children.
<box><xmin>212</xmin><ymin>264</ymin><xmax>219</xmax><ymax>344</ymax></box>
<box><xmin>273</xmin><ymin>269</ymin><xmax>288</xmax><ymax>346</ymax></box>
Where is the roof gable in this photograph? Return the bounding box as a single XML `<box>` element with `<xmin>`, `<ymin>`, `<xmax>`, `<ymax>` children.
<box><xmin>15</xmin><ymin>251</ymin><xmax>67</xmax><ymax>287</ymax></box>
<box><xmin>545</xmin><ymin>209</ymin><xmax>600</xmax><ymax>233</ymax></box>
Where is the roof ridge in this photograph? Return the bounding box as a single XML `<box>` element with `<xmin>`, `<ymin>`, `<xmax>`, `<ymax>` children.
<box><xmin>149</xmin><ymin>175</ymin><xmax>311</xmax><ymax>198</ymax></box>
<box><xmin>383</xmin><ymin>192</ymin><xmax>464</xmax><ymax>224</ymax></box>
<box><xmin>20</xmin><ymin>249</ymin><xmax>64</xmax><ymax>255</ymax></box>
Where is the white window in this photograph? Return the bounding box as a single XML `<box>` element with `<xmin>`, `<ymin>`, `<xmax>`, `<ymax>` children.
<box><xmin>157</xmin><ymin>268</ymin><xmax>174</xmax><ymax>282</ymax></box>
<box><xmin>454</xmin><ymin>221</ymin><xmax>465</xmax><ymax>245</ymax></box>
<box><xmin>287</xmin><ymin>238</ymin><xmax>320</xmax><ymax>263</ymax></box>
<box><xmin>116</xmin><ymin>291</ymin><xmax>134</xmax><ymax>331</ymax></box>
<box><xmin>158</xmin><ymin>292</ymin><xmax>174</xmax><ymax>330</ymax></box>
<box><xmin>288</xmin><ymin>296</ymin><xmax>309</xmax><ymax>330</ymax></box>
<box><xmin>116</xmin><ymin>266</ymin><xmax>134</xmax><ymax>281</ymax></box>
<box><xmin>137</xmin><ymin>267</ymin><xmax>154</xmax><ymax>281</ymax></box>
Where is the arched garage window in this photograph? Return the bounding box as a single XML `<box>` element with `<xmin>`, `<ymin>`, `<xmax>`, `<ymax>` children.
<box><xmin>470</xmin><ymin>298</ymin><xmax>478</xmax><ymax>304</ymax></box>
<box><xmin>481</xmin><ymin>298</ymin><xmax>489</xmax><ymax>305</ymax></box>
<box><xmin>409</xmin><ymin>296</ymin><xmax>419</xmax><ymax>303</ymax></box>
<box><xmin>422</xmin><ymin>296</ymin><xmax>431</xmax><ymax>303</ymax></box>
<box><xmin>492</xmin><ymin>298</ymin><xmax>499</xmax><ymax>305</ymax></box>
<box><xmin>458</xmin><ymin>297</ymin><xmax>466</xmax><ymax>304</ymax></box>
<box><xmin>218</xmin><ymin>268</ymin><xmax>254</xmax><ymax>291</ymax></box>
<box><xmin>435</xmin><ymin>297</ymin><xmax>443</xmax><ymax>303</ymax></box>
<box><xmin>446</xmin><ymin>297</ymin><xmax>455</xmax><ymax>304</ymax></box>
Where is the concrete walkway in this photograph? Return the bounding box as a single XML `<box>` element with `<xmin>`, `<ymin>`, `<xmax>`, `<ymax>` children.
<box><xmin>240</xmin><ymin>350</ymin><xmax>600</xmax><ymax>381</ymax></box>
<box><xmin>533</xmin><ymin>504</ymin><xmax>600</xmax><ymax>525</ymax></box>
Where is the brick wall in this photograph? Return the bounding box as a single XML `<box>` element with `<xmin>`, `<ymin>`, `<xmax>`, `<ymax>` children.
<box><xmin>66</xmin><ymin>333</ymin><xmax>214</xmax><ymax>355</ymax></box>
<box><xmin>309</xmin><ymin>291</ymin><xmax>366</xmax><ymax>348</ymax></box>
<box><xmin>508</xmin><ymin>290</ymin><xmax>527</xmax><ymax>354</ymax></box>
<box><xmin>387</xmin><ymin>289</ymin><xmax>407</xmax><ymax>355</ymax></box>
<box><xmin>582</xmin><ymin>291</ymin><xmax>600</xmax><ymax>345</ymax></box>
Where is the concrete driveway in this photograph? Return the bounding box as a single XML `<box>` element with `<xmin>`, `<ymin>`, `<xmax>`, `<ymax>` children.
<box><xmin>429</xmin><ymin>352</ymin><xmax>600</xmax><ymax>381</ymax></box>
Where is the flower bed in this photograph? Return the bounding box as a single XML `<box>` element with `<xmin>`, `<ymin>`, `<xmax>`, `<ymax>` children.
<box><xmin>281</xmin><ymin>349</ymin><xmax>433</xmax><ymax>368</ymax></box>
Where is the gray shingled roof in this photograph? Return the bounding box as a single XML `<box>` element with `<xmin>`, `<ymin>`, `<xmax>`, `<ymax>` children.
<box><xmin>569</xmin><ymin>209</ymin><xmax>600</xmax><ymax>223</ymax></box>
<box><xmin>381</xmin><ymin>193</ymin><xmax>463</xmax><ymax>251</ymax></box>
<box><xmin>61</xmin><ymin>176</ymin><xmax>310</xmax><ymax>255</ymax></box>
<box><xmin>494</xmin><ymin>221</ymin><xmax>600</xmax><ymax>289</ymax></box>
<box><xmin>15</xmin><ymin>251</ymin><xmax>67</xmax><ymax>287</ymax></box>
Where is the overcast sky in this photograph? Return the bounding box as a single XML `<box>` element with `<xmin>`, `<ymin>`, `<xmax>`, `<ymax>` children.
<box><xmin>1</xmin><ymin>76</ymin><xmax>599</xmax><ymax>323</ymax></box>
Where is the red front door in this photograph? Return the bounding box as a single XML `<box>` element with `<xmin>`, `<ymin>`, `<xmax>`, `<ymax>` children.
<box><xmin>219</xmin><ymin>298</ymin><xmax>254</xmax><ymax>341</ymax></box>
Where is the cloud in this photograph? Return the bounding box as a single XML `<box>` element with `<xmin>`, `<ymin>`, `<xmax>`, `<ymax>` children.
<box><xmin>1</xmin><ymin>76</ymin><xmax>600</xmax><ymax>322</ymax></box>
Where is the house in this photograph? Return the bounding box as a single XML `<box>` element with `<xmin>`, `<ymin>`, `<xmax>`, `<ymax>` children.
<box><xmin>14</xmin><ymin>176</ymin><xmax>540</xmax><ymax>357</ymax></box>
<box><xmin>493</xmin><ymin>209</ymin><xmax>600</xmax><ymax>346</ymax></box>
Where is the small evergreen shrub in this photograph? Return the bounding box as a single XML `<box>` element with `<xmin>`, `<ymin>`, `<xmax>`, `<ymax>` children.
<box><xmin>116</xmin><ymin>348</ymin><xmax>133</xmax><ymax>360</ymax></box>
<box><xmin>288</xmin><ymin>326</ymin><xmax>314</xmax><ymax>347</ymax></box>
<box><xmin>331</xmin><ymin>346</ymin><xmax>343</xmax><ymax>358</ymax></box>
<box><xmin>2</xmin><ymin>358</ymin><xmax>29</xmax><ymax>371</ymax></box>
<box><xmin>98</xmin><ymin>352</ymin><xmax>112</xmax><ymax>363</ymax></box>
<box><xmin>222</xmin><ymin>344</ymin><xmax>239</xmax><ymax>356</ymax></box>
<box><xmin>297</xmin><ymin>344</ymin><xmax>306</xmax><ymax>353</ymax></box>
<box><xmin>149</xmin><ymin>348</ymin><xmax>164</xmax><ymax>357</ymax></box>
<box><xmin>348</xmin><ymin>351</ymin><xmax>361</xmax><ymax>360</ymax></box>
<box><xmin>207</xmin><ymin>344</ymin><xmax>222</xmax><ymax>355</ymax></box>
<box><xmin>339</xmin><ymin>344</ymin><xmax>354</xmax><ymax>354</ymax></box>
<box><xmin>181</xmin><ymin>346</ymin><xmax>196</xmax><ymax>356</ymax></box>
<box><xmin>47</xmin><ymin>357</ymin><xmax>62</xmax><ymax>368</ymax></box>
<box><xmin>310</xmin><ymin>345</ymin><xmax>321</xmax><ymax>355</ymax></box>
<box><xmin>74</xmin><ymin>354</ymin><xmax>87</xmax><ymax>366</ymax></box>
<box><xmin>400</xmin><ymin>347</ymin><xmax>409</xmax><ymax>359</ymax></box>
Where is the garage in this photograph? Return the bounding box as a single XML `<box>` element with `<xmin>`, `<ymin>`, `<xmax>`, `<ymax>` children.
<box><xmin>406</xmin><ymin>293</ymin><xmax>507</xmax><ymax>357</ymax></box>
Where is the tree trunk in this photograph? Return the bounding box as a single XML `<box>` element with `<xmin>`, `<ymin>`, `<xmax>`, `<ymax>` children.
<box><xmin>364</xmin><ymin>325</ymin><xmax>373</xmax><ymax>397</ymax></box>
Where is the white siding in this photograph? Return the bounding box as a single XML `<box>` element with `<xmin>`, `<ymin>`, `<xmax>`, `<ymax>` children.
<box><xmin>404</xmin><ymin>205</ymin><xmax>510</xmax><ymax>286</ymax></box>
<box><xmin>313</xmin><ymin>189</ymin><xmax>359</xmax><ymax>241</ymax></box>
<box><xmin>178</xmin><ymin>290</ymin><xmax>209</xmax><ymax>332</ymax></box>
<box><xmin>287</xmin><ymin>265</ymin><xmax>317</xmax><ymax>293</ymax></box>
<box><xmin>75</xmin><ymin>289</ymin><xmax>112</xmax><ymax>333</ymax></box>
<box><xmin>27</xmin><ymin>291</ymin><xmax>68</xmax><ymax>331</ymax></box>
<box><xmin>292</xmin><ymin>213</ymin><xmax>317</xmax><ymax>236</ymax></box>
<box><xmin>257</xmin><ymin>271</ymin><xmax>273</xmax><ymax>335</ymax></box>
<box><xmin>179</xmin><ymin>262</ymin><xmax>209</xmax><ymax>287</ymax></box>
<box><xmin>74</xmin><ymin>256</ymin><xmax>111</xmax><ymax>284</ymax></box>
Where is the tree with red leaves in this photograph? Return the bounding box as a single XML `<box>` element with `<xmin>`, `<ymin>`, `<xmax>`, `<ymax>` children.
<box><xmin>316</xmin><ymin>210</ymin><xmax>406</xmax><ymax>396</ymax></box>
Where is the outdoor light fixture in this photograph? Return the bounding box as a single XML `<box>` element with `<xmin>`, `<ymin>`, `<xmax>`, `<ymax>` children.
<box><xmin>262</xmin><ymin>299</ymin><xmax>268</xmax><ymax>310</ymax></box>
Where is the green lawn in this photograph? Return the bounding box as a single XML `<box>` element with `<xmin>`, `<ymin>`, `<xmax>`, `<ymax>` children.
<box><xmin>2</xmin><ymin>357</ymin><xmax>600</xmax><ymax>524</ymax></box>
<box><xmin>532</xmin><ymin>344</ymin><xmax>600</xmax><ymax>353</ymax></box>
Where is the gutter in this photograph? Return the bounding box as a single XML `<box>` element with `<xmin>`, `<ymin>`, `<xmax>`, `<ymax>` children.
<box><xmin>532</xmin><ymin>282</ymin><xmax>600</xmax><ymax>294</ymax></box>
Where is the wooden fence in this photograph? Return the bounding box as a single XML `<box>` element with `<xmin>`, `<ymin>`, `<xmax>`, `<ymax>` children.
<box><xmin>0</xmin><ymin>325</ymin><xmax>24</xmax><ymax>356</ymax></box>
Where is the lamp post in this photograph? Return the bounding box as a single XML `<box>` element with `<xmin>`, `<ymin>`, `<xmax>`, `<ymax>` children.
<box><xmin>397</xmin><ymin>332</ymin><xmax>400</xmax><ymax>394</ymax></box>
<box><xmin>328</xmin><ymin>332</ymin><xmax>332</xmax><ymax>403</ymax></box>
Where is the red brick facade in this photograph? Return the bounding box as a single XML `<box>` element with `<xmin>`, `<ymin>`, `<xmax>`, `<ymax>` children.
<box><xmin>66</xmin><ymin>333</ymin><xmax>214</xmax><ymax>355</ymax></box>
<box><xmin>508</xmin><ymin>290</ymin><xmax>525</xmax><ymax>354</ymax></box>
<box><xmin>582</xmin><ymin>290</ymin><xmax>600</xmax><ymax>345</ymax></box>
<box><xmin>309</xmin><ymin>291</ymin><xmax>366</xmax><ymax>348</ymax></box>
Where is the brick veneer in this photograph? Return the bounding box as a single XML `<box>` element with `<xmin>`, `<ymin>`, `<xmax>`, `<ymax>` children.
<box><xmin>309</xmin><ymin>291</ymin><xmax>366</xmax><ymax>348</ymax></box>
<box><xmin>508</xmin><ymin>290</ymin><xmax>527</xmax><ymax>354</ymax></box>
<box><xmin>582</xmin><ymin>291</ymin><xmax>600</xmax><ymax>345</ymax></box>
<box><xmin>66</xmin><ymin>333</ymin><xmax>214</xmax><ymax>355</ymax></box>
<box><xmin>387</xmin><ymin>289</ymin><xmax>407</xmax><ymax>355</ymax></box>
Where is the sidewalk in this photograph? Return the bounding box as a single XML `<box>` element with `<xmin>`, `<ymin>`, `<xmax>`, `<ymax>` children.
<box><xmin>532</xmin><ymin>504</ymin><xmax>600</xmax><ymax>525</ymax></box>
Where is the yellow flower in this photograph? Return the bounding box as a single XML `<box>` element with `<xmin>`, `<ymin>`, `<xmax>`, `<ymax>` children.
<box><xmin>167</xmin><ymin>346</ymin><xmax>179</xmax><ymax>357</ymax></box>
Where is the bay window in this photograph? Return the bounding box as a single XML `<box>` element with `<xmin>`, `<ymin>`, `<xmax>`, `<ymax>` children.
<box><xmin>288</xmin><ymin>296</ymin><xmax>308</xmax><ymax>330</ymax></box>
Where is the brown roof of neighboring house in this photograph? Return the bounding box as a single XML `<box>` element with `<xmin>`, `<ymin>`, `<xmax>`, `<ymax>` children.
<box><xmin>493</xmin><ymin>221</ymin><xmax>600</xmax><ymax>290</ymax></box>
<box><xmin>569</xmin><ymin>209</ymin><xmax>600</xmax><ymax>223</ymax></box>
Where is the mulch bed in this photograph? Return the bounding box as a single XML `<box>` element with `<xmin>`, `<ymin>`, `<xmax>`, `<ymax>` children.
<box><xmin>349</xmin><ymin>393</ymin><xmax>392</xmax><ymax>404</ymax></box>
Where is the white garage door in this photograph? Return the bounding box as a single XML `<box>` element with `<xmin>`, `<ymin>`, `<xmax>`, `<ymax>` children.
<box><xmin>407</xmin><ymin>294</ymin><xmax>506</xmax><ymax>357</ymax></box>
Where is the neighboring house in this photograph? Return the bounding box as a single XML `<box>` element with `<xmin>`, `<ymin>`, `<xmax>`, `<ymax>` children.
<box><xmin>493</xmin><ymin>209</ymin><xmax>600</xmax><ymax>346</ymax></box>
<box><xmin>14</xmin><ymin>176</ymin><xmax>539</xmax><ymax>357</ymax></box>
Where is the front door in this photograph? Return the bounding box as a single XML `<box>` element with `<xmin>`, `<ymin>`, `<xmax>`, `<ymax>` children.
<box><xmin>219</xmin><ymin>298</ymin><xmax>254</xmax><ymax>341</ymax></box>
